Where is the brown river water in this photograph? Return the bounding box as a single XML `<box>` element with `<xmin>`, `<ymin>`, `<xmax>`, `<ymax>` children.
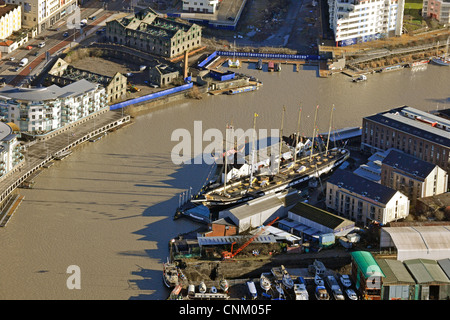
<box><xmin>0</xmin><ymin>63</ymin><xmax>448</xmax><ymax>299</ymax></box>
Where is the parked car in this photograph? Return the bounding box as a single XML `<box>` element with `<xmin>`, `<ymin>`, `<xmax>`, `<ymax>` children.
<box><xmin>63</xmin><ymin>32</ymin><xmax>69</xmax><ymax>37</ymax></box>
<box><xmin>38</xmin><ymin>41</ymin><xmax>45</xmax><ymax>48</ymax></box>
<box><xmin>9</xmin><ymin>57</ymin><xmax>15</xmax><ymax>61</ymax></box>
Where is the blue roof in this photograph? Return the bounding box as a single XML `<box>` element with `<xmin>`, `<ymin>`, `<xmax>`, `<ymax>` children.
<box><xmin>383</xmin><ymin>149</ymin><xmax>436</xmax><ymax>180</ymax></box>
<box><xmin>327</xmin><ymin>169</ymin><xmax>397</xmax><ymax>205</ymax></box>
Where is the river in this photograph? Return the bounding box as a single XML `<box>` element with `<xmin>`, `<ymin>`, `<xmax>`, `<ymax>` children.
<box><xmin>0</xmin><ymin>62</ymin><xmax>448</xmax><ymax>300</ymax></box>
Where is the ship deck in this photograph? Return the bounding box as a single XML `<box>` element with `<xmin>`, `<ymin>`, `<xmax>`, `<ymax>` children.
<box><xmin>205</xmin><ymin>149</ymin><xmax>348</xmax><ymax>202</ymax></box>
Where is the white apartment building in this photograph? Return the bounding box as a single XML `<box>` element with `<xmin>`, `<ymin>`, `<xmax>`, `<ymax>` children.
<box><xmin>326</xmin><ymin>169</ymin><xmax>410</xmax><ymax>226</ymax></box>
<box><xmin>5</xmin><ymin>0</ymin><xmax>77</xmax><ymax>33</ymax></box>
<box><xmin>182</xmin><ymin>0</ymin><xmax>219</xmax><ymax>14</ymax></box>
<box><xmin>0</xmin><ymin>79</ymin><xmax>107</xmax><ymax>135</ymax></box>
<box><xmin>423</xmin><ymin>0</ymin><xmax>450</xmax><ymax>24</ymax></box>
<box><xmin>0</xmin><ymin>122</ymin><xmax>23</xmax><ymax>178</ymax></box>
<box><xmin>328</xmin><ymin>0</ymin><xmax>405</xmax><ymax>46</ymax></box>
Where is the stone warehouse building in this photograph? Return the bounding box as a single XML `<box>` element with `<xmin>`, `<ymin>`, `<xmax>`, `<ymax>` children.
<box><xmin>361</xmin><ymin>106</ymin><xmax>450</xmax><ymax>173</ymax></box>
<box><xmin>106</xmin><ymin>7</ymin><xmax>202</xmax><ymax>58</ymax></box>
<box><xmin>45</xmin><ymin>58</ymin><xmax>127</xmax><ymax>103</ymax></box>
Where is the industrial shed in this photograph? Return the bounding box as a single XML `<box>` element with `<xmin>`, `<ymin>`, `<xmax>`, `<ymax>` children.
<box><xmin>284</xmin><ymin>201</ymin><xmax>355</xmax><ymax>238</ymax></box>
<box><xmin>380</xmin><ymin>226</ymin><xmax>450</xmax><ymax>261</ymax></box>
<box><xmin>377</xmin><ymin>259</ymin><xmax>417</xmax><ymax>300</ymax></box>
<box><xmin>218</xmin><ymin>189</ymin><xmax>300</xmax><ymax>233</ymax></box>
<box><xmin>403</xmin><ymin>259</ymin><xmax>450</xmax><ymax>300</ymax></box>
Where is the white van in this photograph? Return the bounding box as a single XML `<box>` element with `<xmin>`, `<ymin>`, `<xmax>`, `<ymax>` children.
<box><xmin>19</xmin><ymin>58</ymin><xmax>28</xmax><ymax>67</ymax></box>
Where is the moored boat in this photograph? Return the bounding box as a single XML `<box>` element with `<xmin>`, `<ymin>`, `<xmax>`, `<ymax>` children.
<box><xmin>314</xmin><ymin>274</ymin><xmax>324</xmax><ymax>286</ymax></box>
<box><xmin>260</xmin><ymin>273</ymin><xmax>271</xmax><ymax>292</ymax></box>
<box><xmin>315</xmin><ymin>286</ymin><xmax>330</xmax><ymax>300</ymax></box>
<box><xmin>431</xmin><ymin>56</ymin><xmax>450</xmax><ymax>66</ymax></box>
<box><xmin>352</xmin><ymin>74</ymin><xmax>367</xmax><ymax>82</ymax></box>
<box><xmin>163</xmin><ymin>260</ymin><xmax>179</xmax><ymax>288</ymax></box>
<box><xmin>409</xmin><ymin>59</ymin><xmax>429</xmax><ymax>67</ymax></box>
<box><xmin>256</xmin><ymin>59</ymin><xmax>263</xmax><ymax>70</ymax></box>
<box><xmin>294</xmin><ymin>282</ymin><xmax>309</xmax><ymax>300</ymax></box>
<box><xmin>346</xmin><ymin>288</ymin><xmax>358</xmax><ymax>300</ymax></box>
<box><xmin>281</xmin><ymin>265</ymin><xmax>294</xmax><ymax>289</ymax></box>
<box><xmin>220</xmin><ymin>278</ymin><xmax>229</xmax><ymax>293</ymax></box>
<box><xmin>227</xmin><ymin>85</ymin><xmax>258</xmax><ymax>95</ymax></box>
<box><xmin>340</xmin><ymin>274</ymin><xmax>352</xmax><ymax>288</ymax></box>
<box><xmin>199</xmin><ymin>281</ymin><xmax>207</xmax><ymax>294</ymax></box>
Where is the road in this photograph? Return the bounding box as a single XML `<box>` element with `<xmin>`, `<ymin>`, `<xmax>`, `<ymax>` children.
<box><xmin>0</xmin><ymin>1</ymin><xmax>117</xmax><ymax>87</ymax></box>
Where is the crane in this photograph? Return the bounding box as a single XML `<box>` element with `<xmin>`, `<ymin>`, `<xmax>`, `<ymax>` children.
<box><xmin>221</xmin><ymin>217</ymin><xmax>279</xmax><ymax>260</ymax></box>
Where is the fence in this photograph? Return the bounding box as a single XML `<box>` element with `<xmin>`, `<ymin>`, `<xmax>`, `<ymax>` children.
<box><xmin>109</xmin><ymin>82</ymin><xmax>194</xmax><ymax>110</ymax></box>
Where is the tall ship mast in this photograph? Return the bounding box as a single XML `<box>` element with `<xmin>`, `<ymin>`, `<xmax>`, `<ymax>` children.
<box><xmin>175</xmin><ymin>106</ymin><xmax>350</xmax><ymax>219</ymax></box>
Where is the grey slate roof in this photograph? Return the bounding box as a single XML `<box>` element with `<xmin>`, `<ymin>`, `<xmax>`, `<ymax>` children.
<box><xmin>365</xmin><ymin>107</ymin><xmax>450</xmax><ymax>148</ymax></box>
<box><xmin>383</xmin><ymin>149</ymin><xmax>437</xmax><ymax>180</ymax></box>
<box><xmin>0</xmin><ymin>79</ymin><xmax>98</xmax><ymax>102</ymax></box>
<box><xmin>327</xmin><ymin>169</ymin><xmax>397</xmax><ymax>205</ymax></box>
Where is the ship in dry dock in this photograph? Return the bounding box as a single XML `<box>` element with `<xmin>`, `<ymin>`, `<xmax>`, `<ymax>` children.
<box><xmin>175</xmin><ymin>107</ymin><xmax>350</xmax><ymax>220</ymax></box>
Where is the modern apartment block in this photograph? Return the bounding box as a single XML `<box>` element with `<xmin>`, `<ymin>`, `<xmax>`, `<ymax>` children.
<box><xmin>381</xmin><ymin>149</ymin><xmax>448</xmax><ymax>206</ymax></box>
<box><xmin>0</xmin><ymin>1</ymin><xmax>21</xmax><ymax>39</ymax></box>
<box><xmin>361</xmin><ymin>106</ymin><xmax>450</xmax><ymax>172</ymax></box>
<box><xmin>4</xmin><ymin>0</ymin><xmax>78</xmax><ymax>34</ymax></box>
<box><xmin>0</xmin><ymin>121</ymin><xmax>23</xmax><ymax>178</ymax></box>
<box><xmin>326</xmin><ymin>169</ymin><xmax>410</xmax><ymax>226</ymax></box>
<box><xmin>0</xmin><ymin>79</ymin><xmax>108</xmax><ymax>135</ymax></box>
<box><xmin>106</xmin><ymin>7</ymin><xmax>202</xmax><ymax>58</ymax></box>
<box><xmin>423</xmin><ymin>0</ymin><xmax>450</xmax><ymax>24</ymax></box>
<box><xmin>182</xmin><ymin>0</ymin><xmax>219</xmax><ymax>14</ymax></box>
<box><xmin>328</xmin><ymin>0</ymin><xmax>405</xmax><ymax>46</ymax></box>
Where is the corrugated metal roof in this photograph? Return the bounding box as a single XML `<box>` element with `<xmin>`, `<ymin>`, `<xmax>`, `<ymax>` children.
<box><xmin>350</xmin><ymin>251</ymin><xmax>385</xmax><ymax>279</ymax></box>
<box><xmin>197</xmin><ymin>235</ymin><xmax>276</xmax><ymax>246</ymax></box>
<box><xmin>437</xmin><ymin>259</ymin><xmax>450</xmax><ymax>280</ymax></box>
<box><xmin>381</xmin><ymin>226</ymin><xmax>450</xmax><ymax>258</ymax></box>
<box><xmin>404</xmin><ymin>259</ymin><xmax>450</xmax><ymax>284</ymax></box>
<box><xmin>376</xmin><ymin>259</ymin><xmax>415</xmax><ymax>285</ymax></box>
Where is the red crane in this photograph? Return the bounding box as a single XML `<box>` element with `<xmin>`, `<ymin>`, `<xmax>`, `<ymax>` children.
<box><xmin>222</xmin><ymin>217</ymin><xmax>279</xmax><ymax>260</ymax></box>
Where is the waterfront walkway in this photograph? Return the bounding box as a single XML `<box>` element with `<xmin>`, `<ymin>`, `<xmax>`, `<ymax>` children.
<box><xmin>0</xmin><ymin>110</ymin><xmax>131</xmax><ymax>220</ymax></box>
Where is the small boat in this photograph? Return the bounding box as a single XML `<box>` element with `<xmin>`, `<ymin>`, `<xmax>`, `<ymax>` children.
<box><xmin>409</xmin><ymin>59</ymin><xmax>429</xmax><ymax>67</ymax></box>
<box><xmin>431</xmin><ymin>56</ymin><xmax>450</xmax><ymax>66</ymax></box>
<box><xmin>281</xmin><ymin>265</ymin><xmax>294</xmax><ymax>289</ymax></box>
<box><xmin>228</xmin><ymin>59</ymin><xmax>240</xmax><ymax>68</ymax></box>
<box><xmin>340</xmin><ymin>274</ymin><xmax>352</xmax><ymax>288</ymax></box>
<box><xmin>274</xmin><ymin>63</ymin><xmax>281</xmax><ymax>71</ymax></box>
<box><xmin>381</xmin><ymin>64</ymin><xmax>404</xmax><ymax>72</ymax></box>
<box><xmin>294</xmin><ymin>283</ymin><xmax>309</xmax><ymax>300</ymax></box>
<box><xmin>220</xmin><ymin>278</ymin><xmax>229</xmax><ymax>293</ymax></box>
<box><xmin>199</xmin><ymin>281</ymin><xmax>207</xmax><ymax>294</ymax></box>
<box><xmin>210</xmin><ymin>286</ymin><xmax>218</xmax><ymax>293</ymax></box>
<box><xmin>256</xmin><ymin>59</ymin><xmax>263</xmax><ymax>70</ymax></box>
<box><xmin>315</xmin><ymin>286</ymin><xmax>330</xmax><ymax>300</ymax></box>
<box><xmin>168</xmin><ymin>284</ymin><xmax>183</xmax><ymax>300</ymax></box>
<box><xmin>275</xmin><ymin>284</ymin><xmax>285</xmax><ymax>299</ymax></box>
<box><xmin>260</xmin><ymin>273</ymin><xmax>271</xmax><ymax>292</ymax></box>
<box><xmin>346</xmin><ymin>288</ymin><xmax>358</xmax><ymax>300</ymax></box>
<box><xmin>314</xmin><ymin>274</ymin><xmax>324</xmax><ymax>286</ymax></box>
<box><xmin>268</xmin><ymin>61</ymin><xmax>274</xmax><ymax>72</ymax></box>
<box><xmin>54</xmin><ymin>150</ymin><xmax>72</xmax><ymax>160</ymax></box>
<box><xmin>247</xmin><ymin>281</ymin><xmax>258</xmax><ymax>300</ymax></box>
<box><xmin>163</xmin><ymin>260</ymin><xmax>179</xmax><ymax>288</ymax></box>
<box><xmin>352</xmin><ymin>74</ymin><xmax>367</xmax><ymax>82</ymax></box>
<box><xmin>227</xmin><ymin>85</ymin><xmax>258</xmax><ymax>95</ymax></box>
<box><xmin>313</xmin><ymin>259</ymin><xmax>326</xmax><ymax>276</ymax></box>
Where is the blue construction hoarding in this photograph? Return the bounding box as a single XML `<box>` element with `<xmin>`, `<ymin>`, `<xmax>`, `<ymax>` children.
<box><xmin>110</xmin><ymin>82</ymin><xmax>193</xmax><ymax>111</ymax></box>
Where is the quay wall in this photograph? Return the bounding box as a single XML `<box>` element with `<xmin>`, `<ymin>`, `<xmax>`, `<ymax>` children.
<box><xmin>0</xmin><ymin>114</ymin><xmax>131</xmax><ymax>206</ymax></box>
